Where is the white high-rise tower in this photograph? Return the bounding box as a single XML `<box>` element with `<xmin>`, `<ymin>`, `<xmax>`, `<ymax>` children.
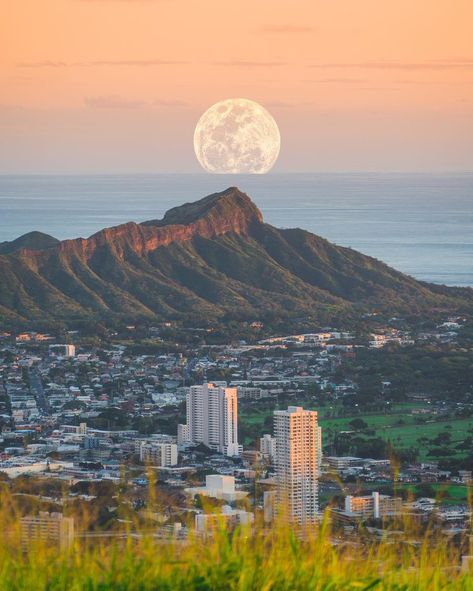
<box><xmin>181</xmin><ymin>383</ymin><xmax>240</xmax><ymax>457</ymax></box>
<box><xmin>273</xmin><ymin>406</ymin><xmax>320</xmax><ymax>525</ymax></box>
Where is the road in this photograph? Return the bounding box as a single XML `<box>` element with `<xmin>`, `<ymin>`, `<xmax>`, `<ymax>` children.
<box><xmin>29</xmin><ymin>368</ymin><xmax>51</xmax><ymax>415</ymax></box>
<box><xmin>183</xmin><ymin>357</ymin><xmax>197</xmax><ymax>384</ymax></box>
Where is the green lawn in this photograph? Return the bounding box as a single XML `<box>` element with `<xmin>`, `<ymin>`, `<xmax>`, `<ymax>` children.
<box><xmin>240</xmin><ymin>403</ymin><xmax>473</xmax><ymax>460</ymax></box>
<box><xmin>320</xmin><ymin>406</ymin><xmax>473</xmax><ymax>460</ymax></box>
<box><xmin>357</xmin><ymin>482</ymin><xmax>471</xmax><ymax>505</ymax></box>
<box><xmin>398</xmin><ymin>483</ymin><xmax>471</xmax><ymax>504</ymax></box>
<box><xmin>379</xmin><ymin>419</ymin><xmax>472</xmax><ymax>446</ymax></box>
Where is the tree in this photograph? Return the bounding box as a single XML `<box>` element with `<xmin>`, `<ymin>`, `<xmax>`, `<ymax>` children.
<box><xmin>349</xmin><ymin>418</ymin><xmax>368</xmax><ymax>431</ymax></box>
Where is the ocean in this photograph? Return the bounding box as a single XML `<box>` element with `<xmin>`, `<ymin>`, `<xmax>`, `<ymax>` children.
<box><xmin>0</xmin><ymin>173</ymin><xmax>472</xmax><ymax>287</ymax></box>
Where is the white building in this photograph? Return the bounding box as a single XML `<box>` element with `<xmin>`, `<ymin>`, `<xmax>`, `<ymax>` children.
<box><xmin>326</xmin><ymin>456</ymin><xmax>362</xmax><ymax>471</ymax></box>
<box><xmin>180</xmin><ymin>383</ymin><xmax>240</xmax><ymax>457</ymax></box>
<box><xmin>139</xmin><ymin>442</ymin><xmax>178</xmax><ymax>467</ymax></box>
<box><xmin>48</xmin><ymin>344</ymin><xmax>76</xmax><ymax>358</ymax></box>
<box><xmin>259</xmin><ymin>434</ymin><xmax>277</xmax><ymax>460</ymax></box>
<box><xmin>177</xmin><ymin>423</ymin><xmax>189</xmax><ymax>445</ymax></box>
<box><xmin>185</xmin><ymin>474</ymin><xmax>248</xmax><ymax>502</ymax></box>
<box><xmin>195</xmin><ymin>505</ymin><xmax>254</xmax><ymax>532</ymax></box>
<box><xmin>237</xmin><ymin>386</ymin><xmax>265</xmax><ymax>400</ymax></box>
<box><xmin>274</xmin><ymin>406</ymin><xmax>320</xmax><ymax>525</ymax></box>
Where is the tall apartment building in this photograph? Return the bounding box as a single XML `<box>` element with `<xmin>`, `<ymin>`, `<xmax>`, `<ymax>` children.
<box><xmin>316</xmin><ymin>425</ymin><xmax>323</xmax><ymax>475</ymax></box>
<box><xmin>179</xmin><ymin>383</ymin><xmax>240</xmax><ymax>457</ymax></box>
<box><xmin>20</xmin><ymin>512</ymin><xmax>74</xmax><ymax>550</ymax></box>
<box><xmin>273</xmin><ymin>406</ymin><xmax>319</xmax><ymax>525</ymax></box>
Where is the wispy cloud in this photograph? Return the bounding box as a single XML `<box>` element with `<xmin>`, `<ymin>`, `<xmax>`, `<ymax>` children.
<box><xmin>152</xmin><ymin>99</ymin><xmax>187</xmax><ymax>107</ymax></box>
<box><xmin>214</xmin><ymin>60</ymin><xmax>287</xmax><ymax>68</ymax></box>
<box><xmin>76</xmin><ymin>1</ymin><xmax>162</xmax><ymax>3</ymax></box>
<box><xmin>431</xmin><ymin>58</ymin><xmax>473</xmax><ymax>63</ymax></box>
<box><xmin>353</xmin><ymin>87</ymin><xmax>401</xmax><ymax>91</ymax></box>
<box><xmin>0</xmin><ymin>104</ymin><xmax>27</xmax><ymax>112</ymax></box>
<box><xmin>18</xmin><ymin>61</ymin><xmax>69</xmax><ymax>68</ymax></box>
<box><xmin>84</xmin><ymin>95</ymin><xmax>147</xmax><ymax>108</ymax></box>
<box><xmin>308</xmin><ymin>78</ymin><xmax>369</xmax><ymax>83</ymax></box>
<box><xmin>264</xmin><ymin>100</ymin><xmax>295</xmax><ymax>108</ymax></box>
<box><xmin>19</xmin><ymin>59</ymin><xmax>185</xmax><ymax>68</ymax></box>
<box><xmin>309</xmin><ymin>60</ymin><xmax>473</xmax><ymax>71</ymax></box>
<box><xmin>92</xmin><ymin>59</ymin><xmax>184</xmax><ymax>66</ymax></box>
<box><xmin>84</xmin><ymin>95</ymin><xmax>187</xmax><ymax>109</ymax></box>
<box><xmin>257</xmin><ymin>25</ymin><xmax>314</xmax><ymax>33</ymax></box>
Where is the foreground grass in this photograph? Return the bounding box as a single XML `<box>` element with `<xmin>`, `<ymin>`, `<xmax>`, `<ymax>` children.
<box><xmin>1</xmin><ymin>519</ymin><xmax>472</xmax><ymax>590</ymax></box>
<box><xmin>1</xmin><ymin>482</ymin><xmax>472</xmax><ymax>590</ymax></box>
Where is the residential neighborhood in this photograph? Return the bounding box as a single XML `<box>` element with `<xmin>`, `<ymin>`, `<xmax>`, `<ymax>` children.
<box><xmin>0</xmin><ymin>317</ymin><xmax>471</xmax><ymax>544</ymax></box>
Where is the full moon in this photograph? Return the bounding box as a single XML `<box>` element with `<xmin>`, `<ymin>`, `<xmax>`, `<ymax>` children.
<box><xmin>193</xmin><ymin>98</ymin><xmax>281</xmax><ymax>174</ymax></box>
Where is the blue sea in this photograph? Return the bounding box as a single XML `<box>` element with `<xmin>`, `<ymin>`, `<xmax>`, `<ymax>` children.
<box><xmin>0</xmin><ymin>173</ymin><xmax>472</xmax><ymax>287</ymax></box>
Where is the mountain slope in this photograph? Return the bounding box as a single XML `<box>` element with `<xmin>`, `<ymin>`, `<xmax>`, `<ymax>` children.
<box><xmin>0</xmin><ymin>187</ymin><xmax>471</xmax><ymax>328</ymax></box>
<box><xmin>0</xmin><ymin>231</ymin><xmax>59</xmax><ymax>255</ymax></box>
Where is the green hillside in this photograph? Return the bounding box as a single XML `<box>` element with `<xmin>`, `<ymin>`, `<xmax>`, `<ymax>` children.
<box><xmin>0</xmin><ymin>187</ymin><xmax>471</xmax><ymax>328</ymax></box>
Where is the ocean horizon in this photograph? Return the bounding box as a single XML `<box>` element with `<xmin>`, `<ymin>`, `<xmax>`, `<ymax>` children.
<box><xmin>0</xmin><ymin>172</ymin><xmax>472</xmax><ymax>287</ymax></box>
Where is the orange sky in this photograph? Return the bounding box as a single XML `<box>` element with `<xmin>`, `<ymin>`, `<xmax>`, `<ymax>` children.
<box><xmin>1</xmin><ymin>0</ymin><xmax>472</xmax><ymax>172</ymax></box>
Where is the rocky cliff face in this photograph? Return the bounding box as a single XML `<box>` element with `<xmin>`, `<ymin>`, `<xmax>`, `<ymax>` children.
<box><xmin>145</xmin><ymin>186</ymin><xmax>263</xmax><ymax>228</ymax></box>
<box><xmin>22</xmin><ymin>187</ymin><xmax>263</xmax><ymax>265</ymax></box>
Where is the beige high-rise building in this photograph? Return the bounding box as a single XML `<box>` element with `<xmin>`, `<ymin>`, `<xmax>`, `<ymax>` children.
<box><xmin>273</xmin><ymin>406</ymin><xmax>319</xmax><ymax>525</ymax></box>
<box><xmin>316</xmin><ymin>425</ymin><xmax>323</xmax><ymax>475</ymax></box>
<box><xmin>180</xmin><ymin>383</ymin><xmax>241</xmax><ymax>457</ymax></box>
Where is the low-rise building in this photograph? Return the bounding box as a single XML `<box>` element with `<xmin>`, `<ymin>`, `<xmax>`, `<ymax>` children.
<box><xmin>185</xmin><ymin>474</ymin><xmax>248</xmax><ymax>502</ymax></box>
<box><xmin>20</xmin><ymin>512</ymin><xmax>74</xmax><ymax>550</ymax></box>
<box><xmin>195</xmin><ymin>505</ymin><xmax>253</xmax><ymax>532</ymax></box>
<box><xmin>344</xmin><ymin>492</ymin><xmax>403</xmax><ymax>519</ymax></box>
<box><xmin>326</xmin><ymin>456</ymin><xmax>363</xmax><ymax>471</ymax></box>
<box><xmin>139</xmin><ymin>442</ymin><xmax>178</xmax><ymax>467</ymax></box>
<box><xmin>259</xmin><ymin>434</ymin><xmax>276</xmax><ymax>460</ymax></box>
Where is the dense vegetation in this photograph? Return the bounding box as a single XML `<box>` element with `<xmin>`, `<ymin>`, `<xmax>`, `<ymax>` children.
<box><xmin>335</xmin><ymin>343</ymin><xmax>473</xmax><ymax>403</ymax></box>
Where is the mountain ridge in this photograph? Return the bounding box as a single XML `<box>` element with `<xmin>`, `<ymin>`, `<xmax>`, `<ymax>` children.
<box><xmin>0</xmin><ymin>187</ymin><xmax>471</xmax><ymax>328</ymax></box>
<box><xmin>13</xmin><ymin>187</ymin><xmax>262</xmax><ymax>264</ymax></box>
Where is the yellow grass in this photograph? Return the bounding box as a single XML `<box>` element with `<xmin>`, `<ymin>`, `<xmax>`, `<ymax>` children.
<box><xmin>0</xmin><ymin>485</ymin><xmax>472</xmax><ymax>590</ymax></box>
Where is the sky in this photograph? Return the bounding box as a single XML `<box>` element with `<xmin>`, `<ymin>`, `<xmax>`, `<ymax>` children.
<box><xmin>1</xmin><ymin>0</ymin><xmax>472</xmax><ymax>173</ymax></box>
